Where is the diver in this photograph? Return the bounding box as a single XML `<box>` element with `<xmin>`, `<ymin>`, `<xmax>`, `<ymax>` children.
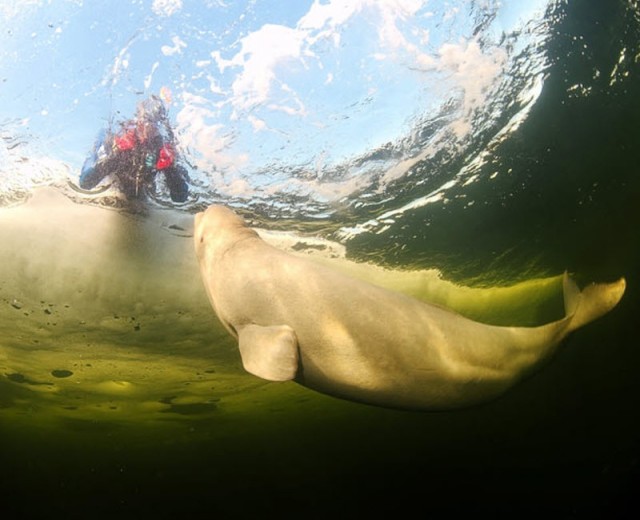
<box><xmin>79</xmin><ymin>95</ymin><xmax>189</xmax><ymax>202</ymax></box>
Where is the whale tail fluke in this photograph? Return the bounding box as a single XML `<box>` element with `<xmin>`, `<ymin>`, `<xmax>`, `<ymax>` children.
<box><xmin>563</xmin><ymin>273</ymin><xmax>626</xmax><ymax>333</ymax></box>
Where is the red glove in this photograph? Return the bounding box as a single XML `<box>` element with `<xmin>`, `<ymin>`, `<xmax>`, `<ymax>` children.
<box><xmin>115</xmin><ymin>129</ymin><xmax>136</xmax><ymax>151</ymax></box>
<box><xmin>156</xmin><ymin>144</ymin><xmax>175</xmax><ymax>169</ymax></box>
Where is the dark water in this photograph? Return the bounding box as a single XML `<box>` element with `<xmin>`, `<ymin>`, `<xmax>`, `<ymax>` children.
<box><xmin>1</xmin><ymin>1</ymin><xmax>640</xmax><ymax>518</ymax></box>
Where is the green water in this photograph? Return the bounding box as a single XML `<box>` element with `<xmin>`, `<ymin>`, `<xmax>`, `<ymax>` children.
<box><xmin>0</xmin><ymin>188</ymin><xmax>636</xmax><ymax>518</ymax></box>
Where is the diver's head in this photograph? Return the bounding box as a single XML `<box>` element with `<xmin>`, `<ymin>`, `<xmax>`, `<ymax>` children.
<box><xmin>136</xmin><ymin>95</ymin><xmax>167</xmax><ymax>122</ymax></box>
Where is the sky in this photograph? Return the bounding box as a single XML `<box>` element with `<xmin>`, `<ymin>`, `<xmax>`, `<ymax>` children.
<box><xmin>0</xmin><ymin>0</ymin><xmax>551</xmax><ymax>202</ymax></box>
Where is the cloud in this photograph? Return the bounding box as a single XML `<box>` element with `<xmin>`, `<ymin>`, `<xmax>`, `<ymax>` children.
<box><xmin>144</xmin><ymin>61</ymin><xmax>160</xmax><ymax>90</ymax></box>
<box><xmin>152</xmin><ymin>0</ymin><xmax>183</xmax><ymax>17</ymax></box>
<box><xmin>182</xmin><ymin>0</ymin><xmax>510</xmax><ymax>202</ymax></box>
<box><xmin>298</xmin><ymin>0</ymin><xmax>364</xmax><ymax>36</ymax></box>
<box><xmin>161</xmin><ymin>35</ymin><xmax>187</xmax><ymax>56</ymax></box>
<box><xmin>210</xmin><ymin>0</ymin><xmax>431</xmax><ymax>118</ymax></box>
<box><xmin>438</xmin><ymin>39</ymin><xmax>507</xmax><ymax>135</ymax></box>
<box><xmin>299</xmin><ymin>0</ymin><xmax>428</xmax><ymax>52</ymax></box>
<box><xmin>175</xmin><ymin>93</ymin><xmax>248</xmax><ymax>173</ymax></box>
<box><xmin>0</xmin><ymin>0</ymin><xmax>43</xmax><ymax>20</ymax></box>
<box><xmin>248</xmin><ymin>115</ymin><xmax>267</xmax><ymax>132</ymax></box>
<box><xmin>211</xmin><ymin>24</ymin><xmax>307</xmax><ymax>114</ymax></box>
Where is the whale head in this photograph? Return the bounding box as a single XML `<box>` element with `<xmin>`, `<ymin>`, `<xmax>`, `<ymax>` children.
<box><xmin>194</xmin><ymin>205</ymin><xmax>257</xmax><ymax>262</ymax></box>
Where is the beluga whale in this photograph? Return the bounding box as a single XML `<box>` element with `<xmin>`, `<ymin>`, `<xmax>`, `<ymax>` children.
<box><xmin>194</xmin><ymin>204</ymin><xmax>626</xmax><ymax>411</ymax></box>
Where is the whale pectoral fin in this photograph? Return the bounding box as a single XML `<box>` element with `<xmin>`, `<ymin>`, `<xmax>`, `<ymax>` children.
<box><xmin>237</xmin><ymin>324</ymin><xmax>299</xmax><ymax>382</ymax></box>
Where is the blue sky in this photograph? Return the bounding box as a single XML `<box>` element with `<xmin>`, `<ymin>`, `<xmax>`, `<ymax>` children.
<box><xmin>0</xmin><ymin>0</ymin><xmax>550</xmax><ymax>202</ymax></box>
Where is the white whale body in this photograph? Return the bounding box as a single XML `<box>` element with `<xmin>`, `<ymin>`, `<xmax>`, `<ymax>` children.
<box><xmin>194</xmin><ymin>204</ymin><xmax>626</xmax><ymax>411</ymax></box>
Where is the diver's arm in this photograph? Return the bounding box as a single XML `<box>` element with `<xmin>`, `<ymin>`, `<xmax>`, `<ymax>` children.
<box><xmin>79</xmin><ymin>129</ymin><xmax>112</xmax><ymax>189</ymax></box>
<box><xmin>162</xmin><ymin>164</ymin><xmax>189</xmax><ymax>202</ymax></box>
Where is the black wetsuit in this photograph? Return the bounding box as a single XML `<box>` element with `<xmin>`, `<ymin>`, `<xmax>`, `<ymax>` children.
<box><xmin>80</xmin><ymin>113</ymin><xmax>189</xmax><ymax>202</ymax></box>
